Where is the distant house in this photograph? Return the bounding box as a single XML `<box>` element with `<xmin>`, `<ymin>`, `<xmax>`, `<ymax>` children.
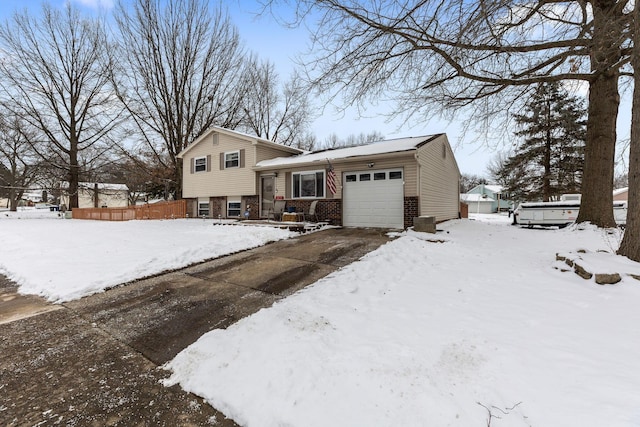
<box><xmin>460</xmin><ymin>192</ymin><xmax>494</xmax><ymax>214</ymax></box>
<box><xmin>613</xmin><ymin>187</ymin><xmax>628</xmax><ymax>201</ymax></box>
<box><xmin>60</xmin><ymin>182</ymin><xmax>130</xmax><ymax>209</ymax></box>
<box><xmin>461</xmin><ymin>184</ymin><xmax>511</xmax><ymax>213</ymax></box>
<box><xmin>178</xmin><ymin>126</ymin><xmax>461</xmax><ymax>228</ymax></box>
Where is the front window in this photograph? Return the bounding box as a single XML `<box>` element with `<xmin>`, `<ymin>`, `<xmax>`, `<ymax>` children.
<box><xmin>225</xmin><ymin>151</ymin><xmax>239</xmax><ymax>169</ymax></box>
<box><xmin>292</xmin><ymin>171</ymin><xmax>325</xmax><ymax>198</ymax></box>
<box><xmin>198</xmin><ymin>202</ymin><xmax>209</xmax><ymax>217</ymax></box>
<box><xmin>194</xmin><ymin>156</ymin><xmax>206</xmax><ymax>172</ymax></box>
<box><xmin>227</xmin><ymin>201</ymin><xmax>241</xmax><ymax>217</ymax></box>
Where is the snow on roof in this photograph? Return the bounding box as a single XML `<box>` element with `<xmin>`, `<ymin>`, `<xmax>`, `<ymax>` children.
<box><xmin>484</xmin><ymin>185</ymin><xmax>503</xmax><ymax>194</ymax></box>
<box><xmin>60</xmin><ymin>182</ymin><xmax>129</xmax><ymax>191</ymax></box>
<box><xmin>613</xmin><ymin>187</ymin><xmax>628</xmax><ymax>196</ymax></box>
<box><xmin>461</xmin><ymin>193</ymin><xmax>495</xmax><ymax>202</ymax></box>
<box><xmin>255</xmin><ymin>135</ymin><xmax>439</xmax><ymax>168</ymax></box>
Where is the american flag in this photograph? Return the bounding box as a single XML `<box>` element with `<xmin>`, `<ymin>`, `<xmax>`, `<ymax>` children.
<box><xmin>327</xmin><ymin>168</ymin><xmax>337</xmax><ymax>195</ymax></box>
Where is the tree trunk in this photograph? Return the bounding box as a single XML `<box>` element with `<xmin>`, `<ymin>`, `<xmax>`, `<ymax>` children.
<box><xmin>9</xmin><ymin>186</ymin><xmax>17</xmax><ymax>211</ymax></box>
<box><xmin>577</xmin><ymin>0</ymin><xmax>619</xmax><ymax>227</ymax></box>
<box><xmin>618</xmin><ymin>1</ymin><xmax>640</xmax><ymax>262</ymax></box>
<box><xmin>576</xmin><ymin>74</ymin><xmax>618</xmax><ymax>227</ymax></box>
<box><xmin>175</xmin><ymin>158</ymin><xmax>183</xmax><ymax>200</ymax></box>
<box><xmin>8</xmin><ymin>165</ymin><xmax>16</xmax><ymax>211</ymax></box>
<box><xmin>69</xmin><ymin>146</ymin><xmax>79</xmax><ymax>209</ymax></box>
<box><xmin>544</xmin><ymin>123</ymin><xmax>552</xmax><ymax>202</ymax></box>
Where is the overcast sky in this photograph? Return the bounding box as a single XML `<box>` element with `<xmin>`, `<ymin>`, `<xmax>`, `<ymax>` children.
<box><xmin>0</xmin><ymin>0</ymin><xmax>631</xmax><ymax>178</ymax></box>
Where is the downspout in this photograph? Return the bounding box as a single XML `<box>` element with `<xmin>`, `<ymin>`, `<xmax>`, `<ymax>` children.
<box><xmin>415</xmin><ymin>152</ymin><xmax>420</xmax><ymax>218</ymax></box>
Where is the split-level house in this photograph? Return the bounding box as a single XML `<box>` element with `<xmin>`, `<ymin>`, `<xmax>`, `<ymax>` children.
<box><xmin>178</xmin><ymin>126</ymin><xmax>461</xmax><ymax>229</ymax></box>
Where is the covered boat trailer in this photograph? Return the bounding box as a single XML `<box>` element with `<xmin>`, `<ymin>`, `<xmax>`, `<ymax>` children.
<box><xmin>513</xmin><ymin>200</ymin><xmax>627</xmax><ymax>228</ymax></box>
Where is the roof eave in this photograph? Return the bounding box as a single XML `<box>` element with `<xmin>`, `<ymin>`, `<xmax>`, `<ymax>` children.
<box><xmin>253</xmin><ymin>149</ymin><xmax>416</xmax><ymax>171</ymax></box>
<box><xmin>177</xmin><ymin>126</ymin><xmax>304</xmax><ymax>158</ymax></box>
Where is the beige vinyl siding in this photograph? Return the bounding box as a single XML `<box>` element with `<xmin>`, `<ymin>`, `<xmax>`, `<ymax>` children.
<box><xmin>274</xmin><ymin>173</ymin><xmax>288</xmax><ymax>199</ymax></box>
<box><xmin>416</xmin><ymin>135</ymin><xmax>460</xmax><ymax>222</ymax></box>
<box><xmin>256</xmin><ymin>145</ymin><xmax>297</xmax><ymax>163</ymax></box>
<box><xmin>263</xmin><ymin>155</ymin><xmax>416</xmax><ymax>199</ymax></box>
<box><xmin>182</xmin><ymin>133</ymin><xmax>257</xmax><ymax>198</ymax></box>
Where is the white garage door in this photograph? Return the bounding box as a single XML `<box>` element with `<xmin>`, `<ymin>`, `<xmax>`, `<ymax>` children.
<box><xmin>342</xmin><ymin>169</ymin><xmax>404</xmax><ymax>228</ymax></box>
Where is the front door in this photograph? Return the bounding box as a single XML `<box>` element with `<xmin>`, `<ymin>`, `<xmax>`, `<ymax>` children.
<box><xmin>261</xmin><ymin>176</ymin><xmax>275</xmax><ymax>217</ymax></box>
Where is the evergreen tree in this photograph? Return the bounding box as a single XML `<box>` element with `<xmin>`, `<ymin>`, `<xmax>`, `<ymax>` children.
<box><xmin>499</xmin><ymin>83</ymin><xmax>586</xmax><ymax>202</ymax></box>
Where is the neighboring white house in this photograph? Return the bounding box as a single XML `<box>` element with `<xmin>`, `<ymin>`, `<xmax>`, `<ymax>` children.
<box><xmin>178</xmin><ymin>127</ymin><xmax>461</xmax><ymax>229</ymax></box>
<box><xmin>60</xmin><ymin>182</ymin><xmax>130</xmax><ymax>209</ymax></box>
<box><xmin>461</xmin><ymin>184</ymin><xmax>511</xmax><ymax>213</ymax></box>
<box><xmin>460</xmin><ymin>193</ymin><xmax>495</xmax><ymax>214</ymax></box>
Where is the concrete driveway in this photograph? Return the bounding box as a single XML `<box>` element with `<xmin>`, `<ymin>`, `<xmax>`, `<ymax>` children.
<box><xmin>0</xmin><ymin>227</ymin><xmax>391</xmax><ymax>426</ymax></box>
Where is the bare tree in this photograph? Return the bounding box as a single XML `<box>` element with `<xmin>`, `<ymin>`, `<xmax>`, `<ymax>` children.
<box><xmin>113</xmin><ymin>0</ymin><xmax>248</xmax><ymax>198</ymax></box>
<box><xmin>0</xmin><ymin>112</ymin><xmax>41</xmax><ymax>211</ymax></box>
<box><xmin>0</xmin><ymin>3</ymin><xmax>122</xmax><ymax>209</ymax></box>
<box><xmin>269</xmin><ymin>0</ymin><xmax>632</xmax><ymax>228</ymax></box>
<box><xmin>614</xmin><ymin>171</ymin><xmax>629</xmax><ymax>188</ymax></box>
<box><xmin>322</xmin><ymin>131</ymin><xmax>385</xmax><ymax>149</ymax></box>
<box><xmin>298</xmin><ymin>132</ymin><xmax>319</xmax><ymax>151</ymax></box>
<box><xmin>460</xmin><ymin>173</ymin><xmax>488</xmax><ymax>193</ymax></box>
<box><xmin>240</xmin><ymin>57</ymin><xmax>313</xmax><ymax>147</ymax></box>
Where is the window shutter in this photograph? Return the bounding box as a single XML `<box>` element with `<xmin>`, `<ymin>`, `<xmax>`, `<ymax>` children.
<box><xmin>220</xmin><ymin>153</ymin><xmax>224</xmax><ymax>170</ymax></box>
<box><xmin>206</xmin><ymin>155</ymin><xmax>211</xmax><ymax>172</ymax></box>
<box><xmin>240</xmin><ymin>149</ymin><xmax>245</xmax><ymax>168</ymax></box>
<box><xmin>190</xmin><ymin>158</ymin><xmax>194</xmax><ymax>174</ymax></box>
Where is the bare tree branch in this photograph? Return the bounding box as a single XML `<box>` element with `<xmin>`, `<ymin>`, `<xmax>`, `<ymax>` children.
<box><xmin>0</xmin><ymin>3</ymin><xmax>123</xmax><ymax>208</ymax></box>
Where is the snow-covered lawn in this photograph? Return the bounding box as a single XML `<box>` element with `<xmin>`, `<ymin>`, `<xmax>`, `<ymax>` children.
<box><xmin>161</xmin><ymin>214</ymin><xmax>640</xmax><ymax>427</ymax></box>
<box><xmin>3</xmin><ymin>211</ymin><xmax>640</xmax><ymax>426</ymax></box>
<box><xmin>0</xmin><ymin>210</ymin><xmax>295</xmax><ymax>302</ymax></box>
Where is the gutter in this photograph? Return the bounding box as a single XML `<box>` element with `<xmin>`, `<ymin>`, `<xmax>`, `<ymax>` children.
<box><xmin>252</xmin><ymin>149</ymin><xmax>416</xmax><ymax>171</ymax></box>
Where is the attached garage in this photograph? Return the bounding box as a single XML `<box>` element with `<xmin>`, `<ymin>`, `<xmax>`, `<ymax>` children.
<box><xmin>254</xmin><ymin>133</ymin><xmax>461</xmax><ymax>229</ymax></box>
<box><xmin>342</xmin><ymin>169</ymin><xmax>404</xmax><ymax>229</ymax></box>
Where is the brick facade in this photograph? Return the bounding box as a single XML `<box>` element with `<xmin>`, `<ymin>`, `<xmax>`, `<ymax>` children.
<box><xmin>209</xmin><ymin>197</ymin><xmax>225</xmax><ymax>219</ymax></box>
<box><xmin>242</xmin><ymin>195</ymin><xmax>260</xmax><ymax>220</ymax></box>
<box><xmin>186</xmin><ymin>196</ymin><xmax>416</xmax><ymax>228</ymax></box>
<box><xmin>282</xmin><ymin>199</ymin><xmax>342</xmax><ymax>226</ymax></box>
<box><xmin>404</xmin><ymin>196</ymin><xmax>419</xmax><ymax>229</ymax></box>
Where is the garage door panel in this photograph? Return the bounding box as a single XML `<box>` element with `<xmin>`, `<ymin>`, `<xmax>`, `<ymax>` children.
<box><xmin>343</xmin><ymin>168</ymin><xmax>404</xmax><ymax>229</ymax></box>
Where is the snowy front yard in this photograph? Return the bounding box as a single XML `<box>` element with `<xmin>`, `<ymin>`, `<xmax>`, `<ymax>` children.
<box><xmin>163</xmin><ymin>216</ymin><xmax>640</xmax><ymax>427</ymax></box>
<box><xmin>2</xmin><ymin>212</ymin><xmax>640</xmax><ymax>426</ymax></box>
<box><xmin>0</xmin><ymin>211</ymin><xmax>295</xmax><ymax>302</ymax></box>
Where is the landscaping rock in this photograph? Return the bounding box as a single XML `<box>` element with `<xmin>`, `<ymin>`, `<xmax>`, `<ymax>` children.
<box><xmin>573</xmin><ymin>262</ymin><xmax>593</xmax><ymax>280</ymax></box>
<box><xmin>595</xmin><ymin>273</ymin><xmax>622</xmax><ymax>285</ymax></box>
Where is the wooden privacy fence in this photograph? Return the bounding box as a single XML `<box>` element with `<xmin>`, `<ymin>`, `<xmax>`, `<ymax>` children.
<box><xmin>72</xmin><ymin>200</ymin><xmax>187</xmax><ymax>221</ymax></box>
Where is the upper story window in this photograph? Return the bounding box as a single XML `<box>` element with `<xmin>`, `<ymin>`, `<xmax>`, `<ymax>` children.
<box><xmin>194</xmin><ymin>156</ymin><xmax>207</xmax><ymax>173</ymax></box>
<box><xmin>292</xmin><ymin>171</ymin><xmax>325</xmax><ymax>198</ymax></box>
<box><xmin>225</xmin><ymin>151</ymin><xmax>239</xmax><ymax>169</ymax></box>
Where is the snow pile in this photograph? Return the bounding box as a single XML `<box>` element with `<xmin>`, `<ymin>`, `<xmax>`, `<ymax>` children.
<box><xmin>163</xmin><ymin>215</ymin><xmax>640</xmax><ymax>427</ymax></box>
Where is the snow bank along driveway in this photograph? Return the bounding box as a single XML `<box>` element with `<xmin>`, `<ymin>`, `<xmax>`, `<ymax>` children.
<box><xmin>164</xmin><ymin>216</ymin><xmax>640</xmax><ymax>427</ymax></box>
